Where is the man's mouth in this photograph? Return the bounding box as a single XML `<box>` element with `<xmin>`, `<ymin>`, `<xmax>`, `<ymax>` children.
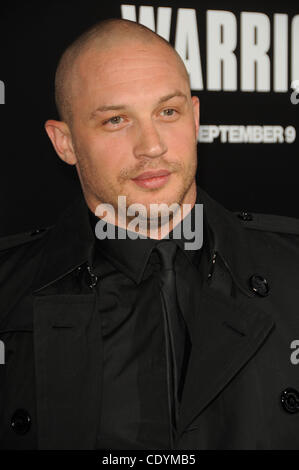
<box><xmin>131</xmin><ymin>170</ymin><xmax>171</xmax><ymax>189</ymax></box>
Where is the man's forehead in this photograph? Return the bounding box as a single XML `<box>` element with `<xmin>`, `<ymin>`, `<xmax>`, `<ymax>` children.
<box><xmin>75</xmin><ymin>63</ymin><xmax>188</xmax><ymax>109</ymax></box>
<box><xmin>96</xmin><ymin>52</ymin><xmax>176</xmax><ymax>71</ymax></box>
<box><xmin>68</xmin><ymin>38</ymin><xmax>190</xmax><ymax>118</ymax></box>
<box><xmin>75</xmin><ymin>41</ymin><xmax>180</xmax><ymax>77</ymax></box>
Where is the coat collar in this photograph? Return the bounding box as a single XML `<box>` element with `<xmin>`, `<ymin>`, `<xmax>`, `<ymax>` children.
<box><xmin>197</xmin><ymin>187</ymin><xmax>258</xmax><ymax>297</ymax></box>
<box><xmin>32</xmin><ymin>184</ymin><xmax>257</xmax><ymax>296</ymax></box>
<box><xmin>32</xmin><ymin>188</ymin><xmax>95</xmax><ymax>293</ymax></box>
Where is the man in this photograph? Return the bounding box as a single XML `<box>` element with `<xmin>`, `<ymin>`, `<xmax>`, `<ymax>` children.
<box><xmin>1</xmin><ymin>18</ymin><xmax>299</xmax><ymax>450</ymax></box>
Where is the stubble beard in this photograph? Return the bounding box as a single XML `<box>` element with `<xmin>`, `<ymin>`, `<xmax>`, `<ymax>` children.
<box><xmin>75</xmin><ymin>148</ymin><xmax>197</xmax><ymax>232</ymax></box>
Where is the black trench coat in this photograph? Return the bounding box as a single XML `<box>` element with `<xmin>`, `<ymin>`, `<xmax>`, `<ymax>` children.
<box><xmin>1</xmin><ymin>185</ymin><xmax>299</xmax><ymax>450</ymax></box>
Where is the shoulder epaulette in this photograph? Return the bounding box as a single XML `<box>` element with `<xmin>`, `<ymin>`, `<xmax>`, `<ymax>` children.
<box><xmin>0</xmin><ymin>225</ymin><xmax>53</xmax><ymax>252</ymax></box>
<box><xmin>235</xmin><ymin>211</ymin><xmax>299</xmax><ymax>235</ymax></box>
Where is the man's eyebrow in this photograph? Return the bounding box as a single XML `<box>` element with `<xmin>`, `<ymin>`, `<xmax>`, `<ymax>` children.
<box><xmin>88</xmin><ymin>91</ymin><xmax>187</xmax><ymax>120</ymax></box>
<box><xmin>157</xmin><ymin>90</ymin><xmax>187</xmax><ymax>104</ymax></box>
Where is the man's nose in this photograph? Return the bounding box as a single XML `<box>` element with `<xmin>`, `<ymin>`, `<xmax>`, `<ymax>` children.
<box><xmin>133</xmin><ymin>121</ymin><xmax>167</xmax><ymax>159</ymax></box>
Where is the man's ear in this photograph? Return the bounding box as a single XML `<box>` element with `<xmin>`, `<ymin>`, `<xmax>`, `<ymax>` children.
<box><xmin>191</xmin><ymin>95</ymin><xmax>200</xmax><ymax>140</ymax></box>
<box><xmin>44</xmin><ymin>119</ymin><xmax>77</xmax><ymax>165</ymax></box>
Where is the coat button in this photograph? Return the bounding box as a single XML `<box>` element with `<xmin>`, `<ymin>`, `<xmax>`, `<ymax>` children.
<box><xmin>11</xmin><ymin>409</ymin><xmax>31</xmax><ymax>435</ymax></box>
<box><xmin>249</xmin><ymin>274</ymin><xmax>269</xmax><ymax>297</ymax></box>
<box><xmin>74</xmin><ymin>265</ymin><xmax>83</xmax><ymax>276</ymax></box>
<box><xmin>281</xmin><ymin>388</ymin><xmax>299</xmax><ymax>413</ymax></box>
<box><xmin>237</xmin><ymin>211</ymin><xmax>253</xmax><ymax>221</ymax></box>
<box><xmin>30</xmin><ymin>228</ymin><xmax>46</xmax><ymax>236</ymax></box>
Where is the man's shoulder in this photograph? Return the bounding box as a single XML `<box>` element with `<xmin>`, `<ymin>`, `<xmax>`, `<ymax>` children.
<box><xmin>0</xmin><ymin>225</ymin><xmax>53</xmax><ymax>252</ymax></box>
<box><xmin>234</xmin><ymin>210</ymin><xmax>299</xmax><ymax>236</ymax></box>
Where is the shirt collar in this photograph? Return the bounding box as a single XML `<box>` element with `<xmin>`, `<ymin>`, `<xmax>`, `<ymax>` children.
<box><xmin>32</xmin><ymin>183</ymin><xmax>256</xmax><ymax>298</ymax></box>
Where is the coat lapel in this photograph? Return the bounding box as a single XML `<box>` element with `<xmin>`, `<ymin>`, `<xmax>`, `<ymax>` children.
<box><xmin>31</xmin><ymin>188</ymin><xmax>102</xmax><ymax>449</ymax></box>
<box><xmin>175</xmin><ymin>187</ymin><xmax>276</xmax><ymax>439</ymax></box>
<box><xmin>176</xmin><ymin>280</ymin><xmax>275</xmax><ymax>438</ymax></box>
<box><xmin>33</xmin><ymin>291</ymin><xmax>103</xmax><ymax>449</ymax></box>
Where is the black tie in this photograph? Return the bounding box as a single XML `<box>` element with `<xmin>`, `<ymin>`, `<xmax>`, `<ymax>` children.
<box><xmin>154</xmin><ymin>240</ymin><xmax>189</xmax><ymax>437</ymax></box>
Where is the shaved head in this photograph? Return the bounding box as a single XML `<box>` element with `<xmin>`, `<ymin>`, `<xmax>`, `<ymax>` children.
<box><xmin>54</xmin><ymin>18</ymin><xmax>190</xmax><ymax>126</ymax></box>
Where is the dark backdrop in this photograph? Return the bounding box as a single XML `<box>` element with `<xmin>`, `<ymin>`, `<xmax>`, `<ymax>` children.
<box><xmin>0</xmin><ymin>0</ymin><xmax>298</xmax><ymax>236</ymax></box>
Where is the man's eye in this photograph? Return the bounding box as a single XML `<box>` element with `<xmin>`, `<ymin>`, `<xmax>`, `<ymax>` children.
<box><xmin>161</xmin><ymin>108</ymin><xmax>177</xmax><ymax>117</ymax></box>
<box><xmin>104</xmin><ymin>116</ymin><xmax>123</xmax><ymax>125</ymax></box>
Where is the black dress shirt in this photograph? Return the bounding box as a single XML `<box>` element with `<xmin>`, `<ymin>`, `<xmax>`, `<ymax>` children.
<box><xmin>88</xmin><ymin>194</ymin><xmax>210</xmax><ymax>450</ymax></box>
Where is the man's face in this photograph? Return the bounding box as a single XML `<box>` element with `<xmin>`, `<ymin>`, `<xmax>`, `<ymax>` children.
<box><xmin>52</xmin><ymin>40</ymin><xmax>199</xmax><ymax>225</ymax></box>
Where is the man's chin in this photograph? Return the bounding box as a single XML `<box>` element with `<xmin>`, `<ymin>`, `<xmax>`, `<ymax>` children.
<box><xmin>128</xmin><ymin>192</ymin><xmax>183</xmax><ymax>213</ymax></box>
